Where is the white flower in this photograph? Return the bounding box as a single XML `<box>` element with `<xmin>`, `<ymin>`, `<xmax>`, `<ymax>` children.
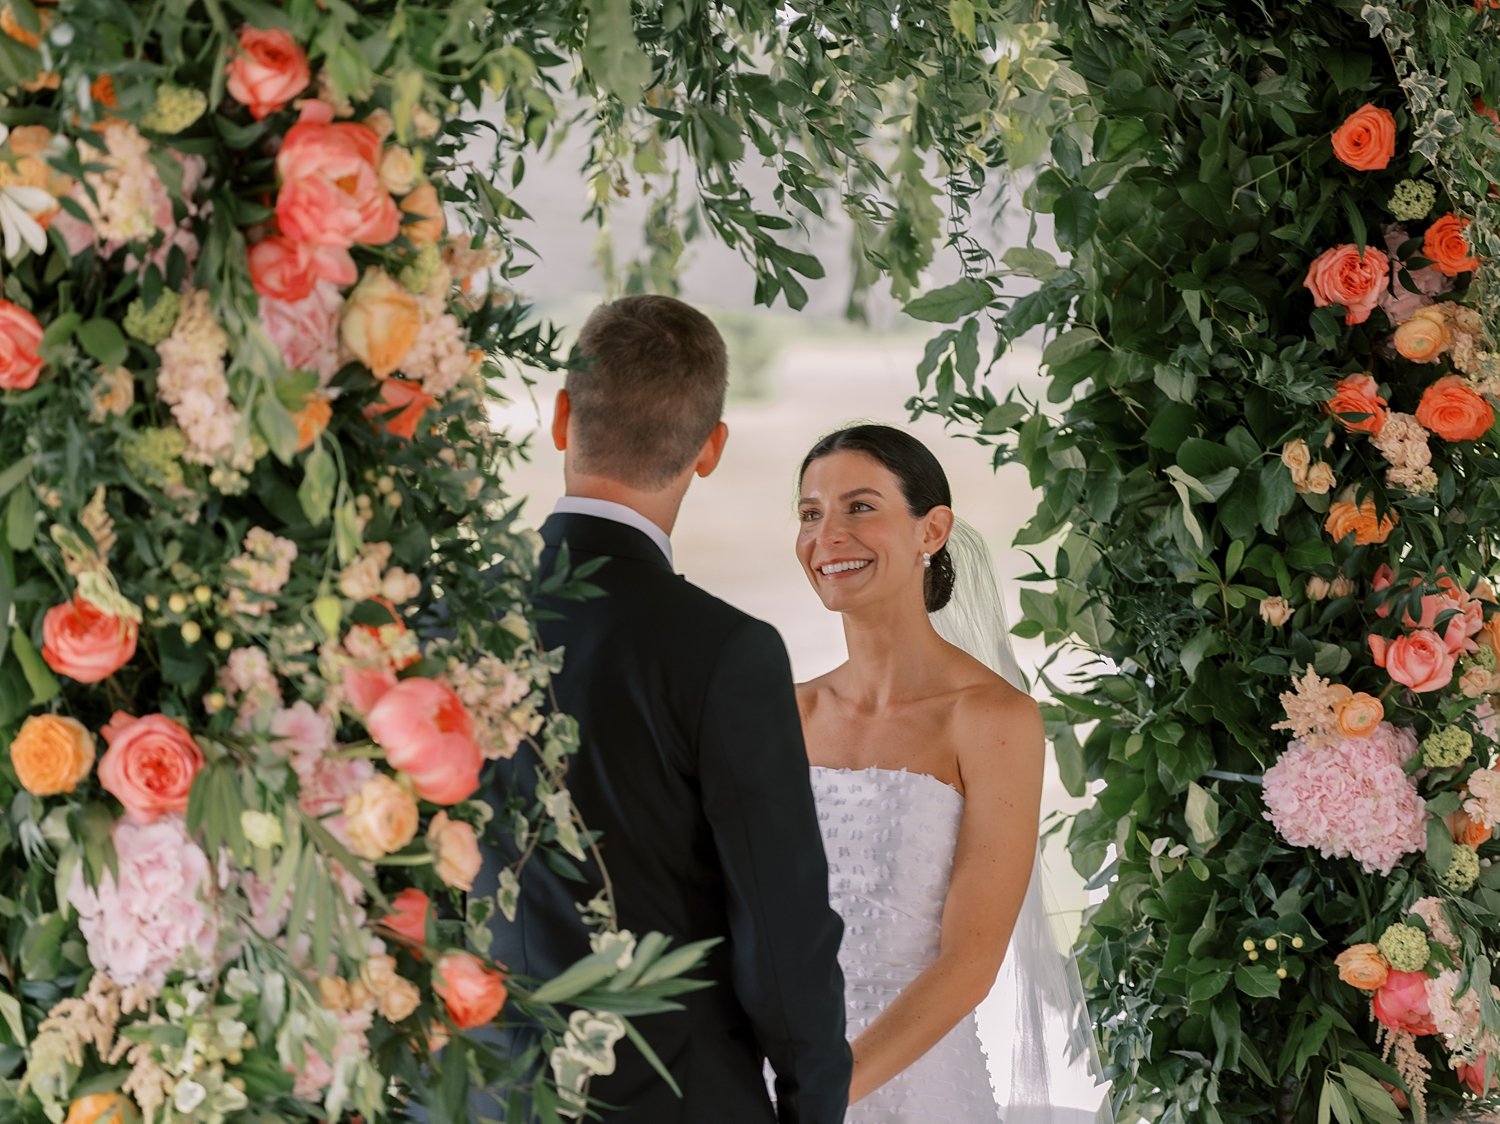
<box><xmin>564</xmin><ymin>1010</ymin><xmax>627</xmax><ymax>1075</ymax></box>
<box><xmin>589</xmin><ymin>929</ymin><xmax>636</xmax><ymax>970</ymax></box>
<box><xmin>173</xmin><ymin>1079</ymin><xmax>208</xmax><ymax>1113</ymax></box>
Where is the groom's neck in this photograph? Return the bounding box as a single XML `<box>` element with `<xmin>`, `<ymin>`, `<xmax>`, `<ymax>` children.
<box><xmin>562</xmin><ymin>471</ymin><xmax>689</xmax><ymax>539</ymax></box>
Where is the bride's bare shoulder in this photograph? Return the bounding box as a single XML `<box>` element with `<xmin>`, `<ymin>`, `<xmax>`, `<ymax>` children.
<box><xmin>795</xmin><ymin>669</ymin><xmax>841</xmax><ymax>718</ymax></box>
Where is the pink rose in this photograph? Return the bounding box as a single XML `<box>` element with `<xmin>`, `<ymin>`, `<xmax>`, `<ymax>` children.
<box><xmin>1378</xmin><ymin>223</ymin><xmax>1453</xmax><ymax>322</ymax></box>
<box><xmin>1404</xmin><ymin>590</ymin><xmax>1484</xmax><ymax>655</ymax></box>
<box><xmin>261</xmin><ymin>280</ymin><xmax>343</xmax><ymax>385</ymax></box>
<box><xmin>0</xmin><ymin>300</ymin><xmax>44</xmax><ymax>390</ymax></box>
<box><xmin>248</xmin><ymin>234</ymin><xmax>319</xmax><ymax>303</ymax></box>
<box><xmin>428</xmin><ymin>811</ymin><xmax>482</xmax><ymax>891</ymax></box>
<box><xmin>97</xmin><ymin>714</ymin><xmax>205</xmax><ymax>822</ymax></box>
<box><xmin>433</xmin><ymin>951</ymin><xmax>508</xmax><ymax>1030</ymax></box>
<box><xmin>366</xmin><ymin>678</ymin><xmax>482</xmax><ymax>805</ymax></box>
<box><xmin>1372</xmin><ymin>970</ymin><xmax>1437</xmax><ymax>1035</ymax></box>
<box><xmin>1304</xmin><ymin>244</ymin><xmax>1390</xmax><ymax>325</ymax></box>
<box><xmin>276</xmin><ymin>118</ymin><xmax>399</xmax><ymax>285</ymax></box>
<box><xmin>226</xmin><ymin>27</ymin><xmax>311</xmax><ymax>121</ymax></box>
<box><xmin>1370</xmin><ymin>629</ymin><xmax>1455</xmax><ymax>693</ymax></box>
<box><xmin>41</xmin><ymin>595</ymin><xmax>138</xmax><ymax>683</ymax></box>
<box><xmin>378</xmin><ymin>887</ymin><xmax>433</xmax><ymax>948</ymax></box>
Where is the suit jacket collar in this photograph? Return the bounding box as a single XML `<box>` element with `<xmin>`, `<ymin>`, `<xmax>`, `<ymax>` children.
<box><xmin>540</xmin><ymin>512</ymin><xmax>676</xmax><ymax>573</ymax></box>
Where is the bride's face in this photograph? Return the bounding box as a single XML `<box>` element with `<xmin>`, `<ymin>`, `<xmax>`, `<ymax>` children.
<box><xmin>797</xmin><ymin>451</ymin><xmax>928</xmax><ymax>613</ymax></box>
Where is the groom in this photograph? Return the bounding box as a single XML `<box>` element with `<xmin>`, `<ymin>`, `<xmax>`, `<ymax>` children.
<box><xmin>487</xmin><ymin>295</ymin><xmax>850</xmax><ymax>1122</ymax></box>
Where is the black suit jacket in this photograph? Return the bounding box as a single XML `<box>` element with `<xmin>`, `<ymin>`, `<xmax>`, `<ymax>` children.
<box><xmin>482</xmin><ymin>512</ymin><xmax>850</xmax><ymax>1124</ymax></box>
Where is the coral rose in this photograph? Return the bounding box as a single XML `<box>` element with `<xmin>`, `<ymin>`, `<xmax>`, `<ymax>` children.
<box><xmin>341</xmin><ymin>268</ymin><xmax>421</xmax><ymax>379</ymax></box>
<box><xmin>1324</xmin><ymin>494</ymin><xmax>1396</xmax><ymax>546</ymax></box>
<box><xmin>0</xmin><ymin>299</ymin><xmax>44</xmax><ymax>390</ymax></box>
<box><xmin>1369</xmin><ymin>629</ymin><xmax>1455</xmax><ymax>693</ymax></box>
<box><xmin>1305</xmin><ymin>244</ymin><xmax>1390</xmax><ymax>325</ymax></box>
<box><xmin>1393</xmin><ymin>310</ymin><xmax>1450</xmax><ymax>363</ymax></box>
<box><xmin>1447</xmin><ymin>805</ymin><xmax>1493</xmax><ymax>848</ymax></box>
<box><xmin>226</xmin><ymin>27</ymin><xmax>311</xmax><ymax>121</ymax></box>
<box><xmin>1373</xmin><ymin>970</ymin><xmax>1437</xmax><ymax>1035</ymax></box>
<box><xmin>1334</xmin><ymin>692</ymin><xmax>1383</xmax><ymax>737</ymax></box>
<box><xmin>433</xmin><ymin>951</ymin><xmax>507</xmax><ymax>1030</ymax></box>
<box><xmin>366</xmin><ymin>378</ymin><xmax>436</xmax><ymax>440</ymax></box>
<box><xmin>1415</xmin><ymin>375</ymin><xmax>1494</xmax><ymax>442</ymax></box>
<box><xmin>1325</xmin><ymin>373</ymin><xmax>1388</xmax><ymax>434</ymax></box>
<box><xmin>428</xmin><ymin>811</ymin><xmax>482</xmax><ymax>891</ymax></box>
<box><xmin>97</xmin><ymin>713</ymin><xmax>204</xmax><ymax>822</ymax></box>
<box><xmin>343</xmin><ymin>773</ymin><xmax>419</xmax><ymax>859</ymax></box>
<box><xmin>400</xmin><ymin>182</ymin><xmax>445</xmax><ymax>244</ymax></box>
<box><xmin>366</xmin><ymin>678</ymin><xmax>482</xmax><ymax>804</ymax></box>
<box><xmin>248</xmin><ymin>234</ymin><xmax>318</xmax><ymax>303</ymax></box>
<box><xmin>64</xmin><ymin>1092</ymin><xmax>138</xmax><ymax>1124</ymax></box>
<box><xmin>1335</xmin><ymin>944</ymin><xmax>1390</xmax><ymax>991</ymax></box>
<box><xmin>10</xmin><ymin>714</ymin><xmax>95</xmax><ymax>795</ymax></box>
<box><xmin>1458</xmin><ymin>1056</ymin><xmax>1494</xmax><ymax>1096</ymax></box>
<box><xmin>1331</xmin><ymin>104</ymin><xmax>1396</xmax><ymax>171</ymax></box>
<box><xmin>378</xmin><ymin>886</ymin><xmax>433</xmax><ymax>947</ymax></box>
<box><xmin>41</xmin><ymin>595</ymin><xmax>138</xmax><ymax>683</ymax></box>
<box><xmin>1423</xmin><ymin>214</ymin><xmax>1479</xmax><ymax>277</ymax></box>
<box><xmin>276</xmin><ymin>118</ymin><xmax>400</xmax><ymax>284</ymax></box>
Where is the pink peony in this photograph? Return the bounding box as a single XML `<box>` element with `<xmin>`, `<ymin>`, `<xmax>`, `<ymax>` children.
<box><xmin>366</xmin><ymin>678</ymin><xmax>482</xmax><ymax>805</ymax></box>
<box><xmin>1262</xmin><ymin>724</ymin><xmax>1425</xmax><ymax>874</ymax></box>
<box><xmin>260</xmin><ymin>280</ymin><xmax>344</xmax><ymax>386</ymax></box>
<box><xmin>67</xmin><ymin>815</ymin><xmax>219</xmax><ymax>988</ymax></box>
<box><xmin>343</xmin><ymin>664</ymin><xmax>398</xmax><ymax>717</ymax></box>
<box><xmin>1374</xmin><ymin>970</ymin><xmax>1437</xmax><ymax>1035</ymax></box>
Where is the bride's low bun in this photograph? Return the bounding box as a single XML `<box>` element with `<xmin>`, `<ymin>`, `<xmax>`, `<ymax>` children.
<box><xmin>925</xmin><ymin>544</ymin><xmax>956</xmax><ymax>613</ymax></box>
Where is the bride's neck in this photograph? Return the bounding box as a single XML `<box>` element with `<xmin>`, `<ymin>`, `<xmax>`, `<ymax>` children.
<box><xmin>838</xmin><ymin>601</ymin><xmax>950</xmax><ymax>707</ymax></box>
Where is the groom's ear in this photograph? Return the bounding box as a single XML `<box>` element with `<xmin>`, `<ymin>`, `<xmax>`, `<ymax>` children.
<box><xmin>551</xmin><ymin>389</ymin><xmax>571</xmax><ymax>451</ymax></box>
<box><xmin>693</xmin><ymin>421</ymin><xmax>730</xmax><ymax>479</ymax></box>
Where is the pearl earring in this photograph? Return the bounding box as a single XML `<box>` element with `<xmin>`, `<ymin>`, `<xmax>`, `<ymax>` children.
<box><xmin>922</xmin><ymin>552</ymin><xmax>931</xmax><ymax>569</ymax></box>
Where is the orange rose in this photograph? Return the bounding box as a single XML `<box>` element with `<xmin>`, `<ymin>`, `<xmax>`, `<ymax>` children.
<box><xmin>1447</xmin><ymin>806</ymin><xmax>1493</xmax><ymax>848</ymax></box>
<box><xmin>64</xmin><ymin>1093</ymin><xmax>137</xmax><ymax>1124</ymax></box>
<box><xmin>97</xmin><ymin>713</ymin><xmax>203</xmax><ymax>822</ymax></box>
<box><xmin>1325</xmin><ymin>373</ymin><xmax>1388</xmax><ymax>435</ymax></box>
<box><xmin>343</xmin><ymin>774</ymin><xmax>419</xmax><ymax>859</ymax></box>
<box><xmin>1416</xmin><ymin>375</ymin><xmax>1494</xmax><ymax>442</ymax></box>
<box><xmin>0</xmin><ymin>299</ymin><xmax>44</xmax><ymax>390</ymax></box>
<box><xmin>1324</xmin><ymin>493</ymin><xmax>1397</xmax><ymax>546</ymax></box>
<box><xmin>1393</xmin><ymin>311</ymin><xmax>1451</xmax><ymax>363</ymax></box>
<box><xmin>1336</xmin><ymin>944</ymin><xmax>1390</xmax><ymax>991</ymax></box>
<box><xmin>1331</xmin><ymin>104</ymin><xmax>1396</xmax><ymax>171</ymax></box>
<box><xmin>10</xmin><ymin>714</ymin><xmax>95</xmax><ymax>795</ymax></box>
<box><xmin>225</xmin><ymin>27</ymin><xmax>311</xmax><ymax>121</ymax></box>
<box><xmin>293</xmin><ymin>394</ymin><xmax>332</xmax><ymax>452</ymax></box>
<box><xmin>1304</xmin><ymin>244</ymin><xmax>1389</xmax><ymax>325</ymax></box>
<box><xmin>1423</xmin><ymin>214</ymin><xmax>1479</xmax><ymax>277</ymax></box>
<box><xmin>340</xmin><ymin>267</ymin><xmax>421</xmax><ymax>378</ymax></box>
<box><xmin>41</xmin><ymin>595</ymin><xmax>138</xmax><ymax>682</ymax></box>
<box><xmin>1334</xmin><ymin>692</ymin><xmax>1384</xmax><ymax>737</ymax></box>
<box><xmin>400</xmin><ymin>182</ymin><xmax>444</xmax><ymax>245</ymax></box>
<box><xmin>433</xmin><ymin>951</ymin><xmax>508</xmax><ymax>1030</ymax></box>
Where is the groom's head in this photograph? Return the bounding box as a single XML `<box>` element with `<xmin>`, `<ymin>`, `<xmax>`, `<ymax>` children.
<box><xmin>554</xmin><ymin>295</ymin><xmax>729</xmax><ymax>493</ymax></box>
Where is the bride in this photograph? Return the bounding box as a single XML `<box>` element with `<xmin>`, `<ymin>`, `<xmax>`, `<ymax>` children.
<box><xmin>793</xmin><ymin>423</ymin><xmax>1099</xmax><ymax>1121</ymax></box>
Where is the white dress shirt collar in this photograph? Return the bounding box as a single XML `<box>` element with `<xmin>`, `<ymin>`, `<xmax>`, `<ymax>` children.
<box><xmin>551</xmin><ymin>496</ymin><xmax>674</xmax><ymax>567</ymax></box>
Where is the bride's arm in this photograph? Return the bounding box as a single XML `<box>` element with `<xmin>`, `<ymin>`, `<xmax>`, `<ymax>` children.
<box><xmin>846</xmin><ymin>690</ymin><xmax>1045</xmax><ymax>1105</ymax></box>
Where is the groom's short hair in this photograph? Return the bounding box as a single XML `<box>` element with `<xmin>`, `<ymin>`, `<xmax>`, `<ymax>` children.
<box><xmin>566</xmin><ymin>295</ymin><xmax>728</xmax><ymax>490</ymax></box>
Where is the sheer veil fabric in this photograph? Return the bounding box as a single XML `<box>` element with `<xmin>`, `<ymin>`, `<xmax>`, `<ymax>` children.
<box><xmin>929</xmin><ymin>520</ymin><xmax>1115</xmax><ymax>1123</ymax></box>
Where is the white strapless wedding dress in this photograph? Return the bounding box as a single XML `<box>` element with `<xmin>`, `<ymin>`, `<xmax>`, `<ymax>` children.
<box><xmin>812</xmin><ymin>765</ymin><xmax>1001</xmax><ymax>1122</ymax></box>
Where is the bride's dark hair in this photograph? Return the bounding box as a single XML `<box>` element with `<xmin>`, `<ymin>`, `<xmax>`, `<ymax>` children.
<box><xmin>798</xmin><ymin>424</ymin><xmax>956</xmax><ymax>612</ymax></box>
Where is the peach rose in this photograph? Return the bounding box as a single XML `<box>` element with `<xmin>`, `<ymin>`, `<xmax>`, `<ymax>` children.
<box><xmin>0</xmin><ymin>299</ymin><xmax>44</xmax><ymax>390</ymax></box>
<box><xmin>248</xmin><ymin>235</ymin><xmax>318</xmax><ymax>303</ymax></box>
<box><xmin>343</xmin><ymin>773</ymin><xmax>419</xmax><ymax>859</ymax></box>
<box><xmin>1369</xmin><ymin>629</ymin><xmax>1455</xmax><ymax>693</ymax></box>
<box><xmin>1416</xmin><ymin>375</ymin><xmax>1494</xmax><ymax>442</ymax></box>
<box><xmin>428</xmin><ymin>811</ymin><xmax>481</xmax><ymax>891</ymax></box>
<box><xmin>226</xmin><ymin>27</ymin><xmax>311</xmax><ymax>121</ymax></box>
<box><xmin>1324</xmin><ymin>494</ymin><xmax>1396</xmax><ymax>546</ymax></box>
<box><xmin>1373</xmin><ymin>970</ymin><xmax>1437</xmax><ymax>1035</ymax></box>
<box><xmin>10</xmin><ymin>714</ymin><xmax>95</xmax><ymax>795</ymax></box>
<box><xmin>400</xmin><ymin>182</ymin><xmax>444</xmax><ymax>244</ymax></box>
<box><xmin>1335</xmin><ymin>943</ymin><xmax>1390</xmax><ymax>991</ymax></box>
<box><xmin>1259</xmin><ymin>597</ymin><xmax>1292</xmax><ymax>626</ymax></box>
<box><xmin>1301</xmin><ymin>463</ymin><xmax>1336</xmax><ymax>495</ymax></box>
<box><xmin>1447</xmin><ymin>805</ymin><xmax>1493</xmax><ymax>848</ymax></box>
<box><xmin>366</xmin><ymin>678</ymin><xmax>482</xmax><ymax>805</ymax></box>
<box><xmin>1331</xmin><ymin>104</ymin><xmax>1396</xmax><ymax>171</ymax></box>
<box><xmin>378</xmin><ymin>886</ymin><xmax>433</xmax><ymax>947</ymax></box>
<box><xmin>97</xmin><ymin>713</ymin><xmax>204</xmax><ymax>822</ymax></box>
<box><xmin>433</xmin><ymin>951</ymin><xmax>507</xmax><ymax>1030</ymax></box>
<box><xmin>1423</xmin><ymin>214</ymin><xmax>1478</xmax><ymax>277</ymax></box>
<box><xmin>1393</xmin><ymin>312</ymin><xmax>1450</xmax><ymax>363</ymax></box>
<box><xmin>1306</xmin><ymin>575</ymin><xmax>1331</xmax><ymax>600</ymax></box>
<box><xmin>1325</xmin><ymin>373</ymin><xmax>1388</xmax><ymax>434</ymax></box>
<box><xmin>1305</xmin><ymin>244</ymin><xmax>1390</xmax><ymax>325</ymax></box>
<box><xmin>377</xmin><ymin>146</ymin><xmax>417</xmax><ymax>196</ymax></box>
<box><xmin>293</xmin><ymin>394</ymin><xmax>332</xmax><ymax>452</ymax></box>
<box><xmin>366</xmin><ymin>378</ymin><xmax>436</xmax><ymax>440</ymax></box>
<box><xmin>1334</xmin><ymin>692</ymin><xmax>1383</xmax><ymax>737</ymax></box>
<box><xmin>340</xmin><ymin>268</ymin><xmax>421</xmax><ymax>379</ymax></box>
<box><xmin>64</xmin><ymin>1093</ymin><xmax>138</xmax><ymax>1124</ymax></box>
<box><xmin>41</xmin><ymin>595</ymin><xmax>138</xmax><ymax>683</ymax></box>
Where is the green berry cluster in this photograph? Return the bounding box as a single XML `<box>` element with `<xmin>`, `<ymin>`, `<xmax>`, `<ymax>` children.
<box><xmin>1439</xmin><ymin>844</ymin><xmax>1481</xmax><ymax>893</ymax></box>
<box><xmin>1422</xmin><ymin>726</ymin><xmax>1474</xmax><ymax>769</ymax></box>
<box><xmin>1377</xmin><ymin>923</ymin><xmax>1431</xmax><ymax>972</ymax></box>
<box><xmin>123</xmin><ymin>290</ymin><xmax>181</xmax><ymax>345</ymax></box>
<box><xmin>140</xmin><ymin>84</ymin><xmax>209</xmax><ymax>134</ymax></box>
<box><xmin>118</xmin><ymin>426</ymin><xmax>186</xmax><ymax>490</ymax></box>
<box><xmin>1388</xmin><ymin>178</ymin><xmax>1436</xmax><ymax>222</ymax></box>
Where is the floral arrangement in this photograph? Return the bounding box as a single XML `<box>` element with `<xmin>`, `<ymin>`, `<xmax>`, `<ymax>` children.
<box><xmin>0</xmin><ymin>3</ymin><xmax>708</xmax><ymax>1122</ymax></box>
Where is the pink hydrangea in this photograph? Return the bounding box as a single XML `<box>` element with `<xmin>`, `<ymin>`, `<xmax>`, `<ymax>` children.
<box><xmin>67</xmin><ymin>815</ymin><xmax>219</xmax><ymax>989</ymax></box>
<box><xmin>260</xmin><ymin>280</ymin><xmax>344</xmax><ymax>386</ymax></box>
<box><xmin>1262</xmin><ymin>723</ymin><xmax>1426</xmax><ymax>875</ymax></box>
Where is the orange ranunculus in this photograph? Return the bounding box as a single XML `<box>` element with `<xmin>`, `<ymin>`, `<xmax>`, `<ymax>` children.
<box><xmin>340</xmin><ymin>268</ymin><xmax>421</xmax><ymax>378</ymax></box>
<box><xmin>1423</xmin><ymin>214</ymin><xmax>1479</xmax><ymax>277</ymax></box>
<box><xmin>1305</xmin><ymin>244</ymin><xmax>1389</xmax><ymax>325</ymax></box>
<box><xmin>0</xmin><ymin>299</ymin><xmax>44</xmax><ymax>391</ymax></box>
<box><xmin>366</xmin><ymin>378</ymin><xmax>436</xmax><ymax>440</ymax></box>
<box><xmin>96</xmin><ymin>713</ymin><xmax>204</xmax><ymax>822</ymax></box>
<box><xmin>1393</xmin><ymin>310</ymin><xmax>1451</xmax><ymax>364</ymax></box>
<box><xmin>1334</xmin><ymin>692</ymin><xmax>1383</xmax><ymax>737</ymax></box>
<box><xmin>248</xmin><ymin>235</ymin><xmax>318</xmax><ymax>303</ymax></box>
<box><xmin>225</xmin><ymin>27</ymin><xmax>311</xmax><ymax>121</ymax></box>
<box><xmin>433</xmin><ymin>951</ymin><xmax>508</xmax><ymax>1030</ymax></box>
<box><xmin>1331</xmin><ymin>104</ymin><xmax>1396</xmax><ymax>171</ymax></box>
<box><xmin>1324</xmin><ymin>493</ymin><xmax>1396</xmax><ymax>546</ymax></box>
<box><xmin>1335</xmin><ymin>943</ymin><xmax>1390</xmax><ymax>991</ymax></box>
<box><xmin>41</xmin><ymin>595</ymin><xmax>138</xmax><ymax>683</ymax></box>
<box><xmin>1416</xmin><ymin>375</ymin><xmax>1494</xmax><ymax>442</ymax></box>
<box><xmin>293</xmin><ymin>394</ymin><xmax>332</xmax><ymax>451</ymax></box>
<box><xmin>64</xmin><ymin>1093</ymin><xmax>138</xmax><ymax>1124</ymax></box>
<box><xmin>10</xmin><ymin>714</ymin><xmax>95</xmax><ymax>795</ymax></box>
<box><xmin>400</xmin><ymin>182</ymin><xmax>444</xmax><ymax>244</ymax></box>
<box><xmin>1325</xmin><ymin>372</ymin><xmax>1388</xmax><ymax>434</ymax></box>
<box><xmin>1447</xmin><ymin>805</ymin><xmax>1493</xmax><ymax>848</ymax></box>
